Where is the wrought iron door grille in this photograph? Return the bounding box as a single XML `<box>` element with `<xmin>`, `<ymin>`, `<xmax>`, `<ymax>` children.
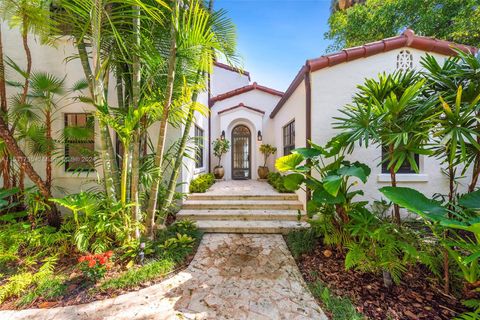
<box><xmin>232</xmin><ymin>125</ymin><xmax>251</xmax><ymax>180</ymax></box>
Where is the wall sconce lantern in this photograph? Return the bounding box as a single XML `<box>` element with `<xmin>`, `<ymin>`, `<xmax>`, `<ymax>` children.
<box><xmin>220</xmin><ymin>130</ymin><xmax>225</xmax><ymax>140</ymax></box>
<box><xmin>257</xmin><ymin>130</ymin><xmax>262</xmax><ymax>142</ymax></box>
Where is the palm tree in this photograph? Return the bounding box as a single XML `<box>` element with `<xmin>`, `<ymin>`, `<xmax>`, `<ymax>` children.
<box><xmin>421</xmin><ymin>52</ymin><xmax>480</xmax><ymax>193</ymax></box>
<box><xmin>0</xmin><ymin>0</ymin><xmax>62</xmax><ymax>225</ymax></box>
<box><xmin>161</xmin><ymin>4</ymin><xmax>238</xmax><ymax>226</ymax></box>
<box><xmin>421</xmin><ymin>53</ymin><xmax>480</xmax><ymax>293</ymax></box>
<box><xmin>145</xmin><ymin>0</ymin><xmax>240</xmax><ymax>236</ymax></box>
<box><xmin>334</xmin><ymin>70</ymin><xmax>431</xmax><ymax>224</ymax></box>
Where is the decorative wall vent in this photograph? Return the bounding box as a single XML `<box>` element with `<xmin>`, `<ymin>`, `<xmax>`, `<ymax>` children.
<box><xmin>396</xmin><ymin>50</ymin><xmax>413</xmax><ymax>71</ymax></box>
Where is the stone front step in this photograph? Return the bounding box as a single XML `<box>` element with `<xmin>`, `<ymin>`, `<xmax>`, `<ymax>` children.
<box><xmin>182</xmin><ymin>200</ymin><xmax>304</xmax><ymax>211</ymax></box>
<box><xmin>194</xmin><ymin>220</ymin><xmax>310</xmax><ymax>234</ymax></box>
<box><xmin>188</xmin><ymin>193</ymin><xmax>298</xmax><ymax>201</ymax></box>
<box><xmin>177</xmin><ymin>209</ymin><xmax>306</xmax><ymax>221</ymax></box>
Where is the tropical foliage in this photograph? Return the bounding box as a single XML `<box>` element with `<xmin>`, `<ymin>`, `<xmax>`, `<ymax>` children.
<box><xmin>278</xmin><ymin>51</ymin><xmax>480</xmax><ymax>317</ymax></box>
<box><xmin>0</xmin><ymin>0</ymin><xmax>231</xmax><ymax>308</ymax></box>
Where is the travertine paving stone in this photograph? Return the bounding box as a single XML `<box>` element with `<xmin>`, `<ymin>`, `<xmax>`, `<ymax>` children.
<box><xmin>205</xmin><ymin>180</ymin><xmax>280</xmax><ymax>196</ymax></box>
<box><xmin>2</xmin><ymin>234</ymin><xmax>326</xmax><ymax>320</ymax></box>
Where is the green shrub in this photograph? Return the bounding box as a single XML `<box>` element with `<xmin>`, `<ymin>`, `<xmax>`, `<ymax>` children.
<box><xmin>189</xmin><ymin>173</ymin><xmax>215</xmax><ymax>193</ymax></box>
<box><xmin>266</xmin><ymin>172</ymin><xmax>292</xmax><ymax>193</ymax></box>
<box><xmin>155</xmin><ymin>220</ymin><xmax>202</xmax><ymax>262</ymax></box>
<box><xmin>100</xmin><ymin>220</ymin><xmax>202</xmax><ymax>292</ymax></box>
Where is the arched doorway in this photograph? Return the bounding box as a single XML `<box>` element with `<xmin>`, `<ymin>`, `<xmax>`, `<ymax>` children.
<box><xmin>231</xmin><ymin>125</ymin><xmax>251</xmax><ymax>180</ymax></box>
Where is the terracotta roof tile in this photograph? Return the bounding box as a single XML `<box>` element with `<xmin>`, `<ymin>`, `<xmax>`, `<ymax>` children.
<box><xmin>211</xmin><ymin>82</ymin><xmax>284</xmax><ymax>104</ymax></box>
<box><xmin>217</xmin><ymin>103</ymin><xmax>265</xmax><ymax>115</ymax></box>
<box><xmin>213</xmin><ymin>61</ymin><xmax>251</xmax><ymax>80</ymax></box>
<box><xmin>270</xmin><ymin>29</ymin><xmax>478</xmax><ymax>118</ymax></box>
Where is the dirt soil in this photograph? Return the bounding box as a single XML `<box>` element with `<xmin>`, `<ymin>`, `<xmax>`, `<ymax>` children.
<box><xmin>296</xmin><ymin>245</ymin><xmax>468</xmax><ymax>320</ymax></box>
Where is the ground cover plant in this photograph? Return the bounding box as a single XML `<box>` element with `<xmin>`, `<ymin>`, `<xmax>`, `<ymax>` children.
<box><xmin>0</xmin><ymin>218</ymin><xmax>202</xmax><ymax>309</ymax></box>
<box><xmin>278</xmin><ymin>51</ymin><xmax>480</xmax><ymax>319</ymax></box>
<box><xmin>266</xmin><ymin>172</ymin><xmax>294</xmax><ymax>193</ymax></box>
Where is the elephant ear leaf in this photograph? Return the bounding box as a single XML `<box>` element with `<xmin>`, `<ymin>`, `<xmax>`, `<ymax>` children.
<box><xmin>458</xmin><ymin>189</ymin><xmax>480</xmax><ymax>210</ymax></box>
<box><xmin>293</xmin><ymin>147</ymin><xmax>322</xmax><ymax>159</ymax></box>
<box><xmin>337</xmin><ymin>162</ymin><xmax>370</xmax><ymax>183</ymax></box>
<box><xmin>275</xmin><ymin>153</ymin><xmax>304</xmax><ymax>172</ymax></box>
<box><xmin>283</xmin><ymin>173</ymin><xmax>304</xmax><ymax>191</ymax></box>
<box><xmin>323</xmin><ymin>175</ymin><xmax>342</xmax><ymax>197</ymax></box>
<box><xmin>379</xmin><ymin>187</ymin><xmax>447</xmax><ymax>221</ymax></box>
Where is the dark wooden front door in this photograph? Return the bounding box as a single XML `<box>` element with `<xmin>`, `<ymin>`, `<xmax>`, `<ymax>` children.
<box><xmin>232</xmin><ymin>125</ymin><xmax>251</xmax><ymax>180</ymax></box>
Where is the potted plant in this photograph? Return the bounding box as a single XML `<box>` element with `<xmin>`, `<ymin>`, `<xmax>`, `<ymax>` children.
<box><xmin>212</xmin><ymin>138</ymin><xmax>230</xmax><ymax>179</ymax></box>
<box><xmin>258</xmin><ymin>144</ymin><xmax>277</xmax><ymax>179</ymax></box>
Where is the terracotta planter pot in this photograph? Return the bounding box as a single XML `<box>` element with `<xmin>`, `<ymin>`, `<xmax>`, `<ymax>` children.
<box><xmin>258</xmin><ymin>166</ymin><xmax>269</xmax><ymax>179</ymax></box>
<box><xmin>213</xmin><ymin>166</ymin><xmax>225</xmax><ymax>179</ymax></box>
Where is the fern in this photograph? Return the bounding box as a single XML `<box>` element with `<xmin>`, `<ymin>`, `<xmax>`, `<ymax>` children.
<box><xmin>0</xmin><ymin>272</ymin><xmax>34</xmax><ymax>303</ymax></box>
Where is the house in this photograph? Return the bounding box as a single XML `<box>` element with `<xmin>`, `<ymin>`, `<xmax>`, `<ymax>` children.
<box><xmin>2</xmin><ymin>24</ymin><xmax>477</xmax><ymax>209</ymax></box>
<box><xmin>269</xmin><ymin>29</ymin><xmax>478</xmax><ymax>205</ymax></box>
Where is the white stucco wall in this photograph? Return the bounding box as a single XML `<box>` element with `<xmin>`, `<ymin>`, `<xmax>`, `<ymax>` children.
<box><xmin>2</xmin><ymin>24</ymin><xmax>191</xmax><ymax>197</ymax></box>
<box><xmin>309</xmin><ymin>48</ymin><xmax>469</xmax><ymax>202</ymax></box>
<box><xmin>2</xmin><ymin>24</ymin><xmax>104</xmax><ymax>195</ymax></box>
<box><xmin>271</xmin><ymin>79</ymin><xmax>307</xmax><ymax>206</ymax></box>
<box><xmin>210</xmin><ymin>89</ymin><xmax>281</xmax><ymax>180</ymax></box>
<box><xmin>181</xmin><ymin>90</ymin><xmax>209</xmax><ymax>193</ymax></box>
<box><xmin>210</xmin><ymin>65</ymin><xmax>250</xmax><ymax>97</ymax></box>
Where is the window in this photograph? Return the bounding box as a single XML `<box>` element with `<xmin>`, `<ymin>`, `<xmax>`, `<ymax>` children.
<box><xmin>194</xmin><ymin>125</ymin><xmax>204</xmax><ymax>169</ymax></box>
<box><xmin>381</xmin><ymin>147</ymin><xmax>419</xmax><ymax>174</ymax></box>
<box><xmin>396</xmin><ymin>50</ymin><xmax>413</xmax><ymax>71</ymax></box>
<box><xmin>64</xmin><ymin>113</ymin><xmax>95</xmax><ymax>172</ymax></box>
<box><xmin>283</xmin><ymin>120</ymin><xmax>295</xmax><ymax>155</ymax></box>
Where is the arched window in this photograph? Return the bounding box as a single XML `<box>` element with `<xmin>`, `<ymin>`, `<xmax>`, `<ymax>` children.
<box><xmin>396</xmin><ymin>50</ymin><xmax>413</xmax><ymax>71</ymax></box>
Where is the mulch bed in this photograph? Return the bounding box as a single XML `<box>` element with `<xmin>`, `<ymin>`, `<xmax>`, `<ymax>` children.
<box><xmin>296</xmin><ymin>245</ymin><xmax>468</xmax><ymax>320</ymax></box>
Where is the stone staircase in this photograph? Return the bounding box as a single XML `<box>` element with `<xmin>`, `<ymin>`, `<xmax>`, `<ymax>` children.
<box><xmin>177</xmin><ymin>187</ymin><xmax>309</xmax><ymax>234</ymax></box>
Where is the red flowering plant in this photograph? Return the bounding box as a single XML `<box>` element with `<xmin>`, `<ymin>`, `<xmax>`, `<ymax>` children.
<box><xmin>77</xmin><ymin>251</ymin><xmax>114</xmax><ymax>282</ymax></box>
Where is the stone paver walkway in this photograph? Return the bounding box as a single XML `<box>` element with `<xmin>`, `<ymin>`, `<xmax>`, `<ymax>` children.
<box><xmin>2</xmin><ymin>234</ymin><xmax>326</xmax><ymax>320</ymax></box>
<box><xmin>205</xmin><ymin>180</ymin><xmax>279</xmax><ymax>196</ymax></box>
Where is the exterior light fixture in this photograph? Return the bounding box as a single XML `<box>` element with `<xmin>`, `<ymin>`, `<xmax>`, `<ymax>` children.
<box><xmin>257</xmin><ymin>130</ymin><xmax>262</xmax><ymax>141</ymax></box>
<box><xmin>221</xmin><ymin>130</ymin><xmax>225</xmax><ymax>140</ymax></box>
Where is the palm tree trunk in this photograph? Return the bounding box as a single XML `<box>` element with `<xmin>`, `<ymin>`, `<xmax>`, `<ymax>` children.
<box><xmin>76</xmin><ymin>40</ymin><xmax>94</xmax><ymax>97</ymax></box>
<box><xmin>145</xmin><ymin>0</ymin><xmax>179</xmax><ymax>238</ymax></box>
<box><xmin>0</xmin><ymin>117</ymin><xmax>60</xmax><ymax>226</ymax></box>
<box><xmin>16</xmin><ymin>18</ymin><xmax>33</xmax><ymax>192</ymax></box>
<box><xmin>0</xmin><ymin>24</ymin><xmax>11</xmax><ymax>189</ymax></box>
<box><xmin>91</xmin><ymin>0</ymin><xmax>120</xmax><ymax>200</ymax></box>
<box><xmin>121</xmin><ymin>144</ymin><xmax>129</xmax><ymax>204</ymax></box>
<box><xmin>388</xmin><ymin>144</ymin><xmax>401</xmax><ymax>224</ymax></box>
<box><xmin>20</xmin><ymin>18</ymin><xmax>32</xmax><ymax>105</ymax></box>
<box><xmin>468</xmin><ymin>135</ymin><xmax>480</xmax><ymax>192</ymax></box>
<box><xmin>130</xmin><ymin>5</ymin><xmax>141</xmax><ymax>238</ymax></box>
<box><xmin>160</xmin><ymin>101</ymin><xmax>195</xmax><ymax>226</ymax></box>
<box><xmin>158</xmin><ymin>67</ymin><xmax>204</xmax><ymax>226</ymax></box>
<box><xmin>46</xmin><ymin>108</ymin><xmax>52</xmax><ymax>192</ymax></box>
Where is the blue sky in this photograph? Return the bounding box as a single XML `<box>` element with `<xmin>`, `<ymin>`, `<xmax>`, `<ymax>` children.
<box><xmin>215</xmin><ymin>0</ymin><xmax>333</xmax><ymax>91</ymax></box>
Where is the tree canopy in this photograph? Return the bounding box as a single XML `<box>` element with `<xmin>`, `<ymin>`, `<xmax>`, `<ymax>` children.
<box><xmin>325</xmin><ymin>0</ymin><xmax>480</xmax><ymax>52</ymax></box>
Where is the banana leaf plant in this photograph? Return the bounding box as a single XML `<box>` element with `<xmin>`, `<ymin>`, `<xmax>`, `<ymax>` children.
<box><xmin>380</xmin><ymin>186</ymin><xmax>480</xmax><ymax>295</ymax></box>
<box><xmin>275</xmin><ymin>137</ymin><xmax>371</xmax><ymax>224</ymax></box>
